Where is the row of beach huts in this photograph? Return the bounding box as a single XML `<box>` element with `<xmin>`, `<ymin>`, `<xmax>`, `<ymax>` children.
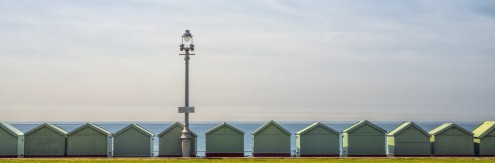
<box><xmin>0</xmin><ymin>120</ymin><xmax>494</xmax><ymax>157</ymax></box>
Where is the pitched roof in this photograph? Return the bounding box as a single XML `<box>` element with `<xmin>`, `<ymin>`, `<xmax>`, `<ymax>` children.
<box><xmin>252</xmin><ymin>120</ymin><xmax>291</xmax><ymax>136</ymax></box>
<box><xmin>387</xmin><ymin>122</ymin><xmax>429</xmax><ymax>137</ymax></box>
<box><xmin>472</xmin><ymin>121</ymin><xmax>495</xmax><ymax>139</ymax></box>
<box><xmin>158</xmin><ymin>122</ymin><xmax>197</xmax><ymax>137</ymax></box>
<box><xmin>343</xmin><ymin>120</ymin><xmax>386</xmax><ymax>133</ymax></box>
<box><xmin>0</xmin><ymin>122</ymin><xmax>23</xmax><ymax>137</ymax></box>
<box><xmin>205</xmin><ymin>122</ymin><xmax>244</xmax><ymax>135</ymax></box>
<box><xmin>296</xmin><ymin>122</ymin><xmax>339</xmax><ymax>135</ymax></box>
<box><xmin>25</xmin><ymin>123</ymin><xmax>68</xmax><ymax>136</ymax></box>
<box><xmin>113</xmin><ymin>124</ymin><xmax>154</xmax><ymax>137</ymax></box>
<box><xmin>428</xmin><ymin>123</ymin><xmax>473</xmax><ymax>136</ymax></box>
<box><xmin>67</xmin><ymin>123</ymin><xmax>111</xmax><ymax>136</ymax></box>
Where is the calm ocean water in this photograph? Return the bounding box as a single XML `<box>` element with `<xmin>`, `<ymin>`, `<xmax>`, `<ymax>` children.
<box><xmin>10</xmin><ymin>121</ymin><xmax>480</xmax><ymax>157</ymax></box>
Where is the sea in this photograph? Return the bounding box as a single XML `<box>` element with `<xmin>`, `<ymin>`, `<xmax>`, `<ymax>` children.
<box><xmin>10</xmin><ymin>121</ymin><xmax>481</xmax><ymax>157</ymax></box>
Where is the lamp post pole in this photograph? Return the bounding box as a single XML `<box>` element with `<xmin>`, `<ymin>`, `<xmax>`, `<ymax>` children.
<box><xmin>178</xmin><ymin>30</ymin><xmax>195</xmax><ymax>157</ymax></box>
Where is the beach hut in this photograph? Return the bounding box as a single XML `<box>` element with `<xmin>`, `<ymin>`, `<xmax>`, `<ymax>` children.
<box><xmin>342</xmin><ymin>120</ymin><xmax>386</xmax><ymax>156</ymax></box>
<box><xmin>252</xmin><ymin>120</ymin><xmax>291</xmax><ymax>157</ymax></box>
<box><xmin>387</xmin><ymin>122</ymin><xmax>430</xmax><ymax>156</ymax></box>
<box><xmin>113</xmin><ymin>124</ymin><xmax>154</xmax><ymax>157</ymax></box>
<box><xmin>158</xmin><ymin>122</ymin><xmax>197</xmax><ymax>157</ymax></box>
<box><xmin>66</xmin><ymin>123</ymin><xmax>112</xmax><ymax>157</ymax></box>
<box><xmin>205</xmin><ymin>122</ymin><xmax>244</xmax><ymax>157</ymax></box>
<box><xmin>24</xmin><ymin>123</ymin><xmax>67</xmax><ymax>157</ymax></box>
<box><xmin>429</xmin><ymin>123</ymin><xmax>474</xmax><ymax>156</ymax></box>
<box><xmin>0</xmin><ymin>123</ymin><xmax>24</xmax><ymax>157</ymax></box>
<box><xmin>472</xmin><ymin>121</ymin><xmax>495</xmax><ymax>156</ymax></box>
<box><xmin>296</xmin><ymin>122</ymin><xmax>340</xmax><ymax>157</ymax></box>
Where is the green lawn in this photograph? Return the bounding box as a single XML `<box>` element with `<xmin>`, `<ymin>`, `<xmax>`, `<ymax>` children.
<box><xmin>1</xmin><ymin>158</ymin><xmax>495</xmax><ymax>163</ymax></box>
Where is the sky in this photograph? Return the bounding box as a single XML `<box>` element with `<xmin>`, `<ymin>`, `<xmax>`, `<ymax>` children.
<box><xmin>0</xmin><ymin>0</ymin><xmax>494</xmax><ymax>122</ymax></box>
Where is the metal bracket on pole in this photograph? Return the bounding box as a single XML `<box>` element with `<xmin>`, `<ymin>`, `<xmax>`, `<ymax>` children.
<box><xmin>178</xmin><ymin>107</ymin><xmax>195</xmax><ymax>113</ymax></box>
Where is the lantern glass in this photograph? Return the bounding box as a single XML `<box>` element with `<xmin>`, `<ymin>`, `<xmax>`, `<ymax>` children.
<box><xmin>183</xmin><ymin>36</ymin><xmax>192</xmax><ymax>42</ymax></box>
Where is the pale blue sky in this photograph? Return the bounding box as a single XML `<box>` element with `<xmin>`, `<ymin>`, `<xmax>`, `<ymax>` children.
<box><xmin>1</xmin><ymin>0</ymin><xmax>494</xmax><ymax>122</ymax></box>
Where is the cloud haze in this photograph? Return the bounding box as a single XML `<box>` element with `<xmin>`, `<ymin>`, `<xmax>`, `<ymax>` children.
<box><xmin>0</xmin><ymin>0</ymin><xmax>494</xmax><ymax>122</ymax></box>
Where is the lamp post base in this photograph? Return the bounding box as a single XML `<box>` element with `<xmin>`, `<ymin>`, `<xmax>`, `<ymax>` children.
<box><xmin>181</xmin><ymin>126</ymin><xmax>192</xmax><ymax>157</ymax></box>
<box><xmin>181</xmin><ymin>138</ymin><xmax>192</xmax><ymax>157</ymax></box>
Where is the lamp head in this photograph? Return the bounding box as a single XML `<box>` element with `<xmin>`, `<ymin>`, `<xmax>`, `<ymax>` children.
<box><xmin>182</xmin><ymin>30</ymin><xmax>193</xmax><ymax>43</ymax></box>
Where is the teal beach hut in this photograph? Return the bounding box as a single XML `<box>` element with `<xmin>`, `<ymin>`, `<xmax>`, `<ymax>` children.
<box><xmin>0</xmin><ymin>123</ymin><xmax>24</xmax><ymax>157</ymax></box>
<box><xmin>387</xmin><ymin>122</ymin><xmax>430</xmax><ymax>156</ymax></box>
<box><xmin>296</xmin><ymin>122</ymin><xmax>339</xmax><ymax>157</ymax></box>
<box><xmin>67</xmin><ymin>123</ymin><xmax>112</xmax><ymax>157</ymax></box>
<box><xmin>158</xmin><ymin>122</ymin><xmax>197</xmax><ymax>157</ymax></box>
<box><xmin>342</xmin><ymin>120</ymin><xmax>387</xmax><ymax>156</ymax></box>
<box><xmin>252</xmin><ymin>120</ymin><xmax>291</xmax><ymax>157</ymax></box>
<box><xmin>429</xmin><ymin>123</ymin><xmax>474</xmax><ymax>156</ymax></box>
<box><xmin>205</xmin><ymin>122</ymin><xmax>244</xmax><ymax>157</ymax></box>
<box><xmin>24</xmin><ymin>123</ymin><xmax>67</xmax><ymax>157</ymax></box>
<box><xmin>472</xmin><ymin>121</ymin><xmax>495</xmax><ymax>156</ymax></box>
<box><xmin>113</xmin><ymin>124</ymin><xmax>154</xmax><ymax>157</ymax></box>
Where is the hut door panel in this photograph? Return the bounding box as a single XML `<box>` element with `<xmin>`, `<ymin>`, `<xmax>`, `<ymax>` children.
<box><xmin>395</xmin><ymin>142</ymin><xmax>430</xmax><ymax>155</ymax></box>
<box><xmin>159</xmin><ymin>127</ymin><xmax>182</xmax><ymax>156</ymax></box>
<box><xmin>488</xmin><ymin>129</ymin><xmax>495</xmax><ymax>137</ymax></box>
<box><xmin>0</xmin><ymin>128</ymin><xmax>18</xmax><ymax>155</ymax></box>
<box><xmin>300</xmin><ymin>134</ymin><xmax>339</xmax><ymax>155</ymax></box>
<box><xmin>114</xmin><ymin>128</ymin><xmax>151</xmax><ymax>156</ymax></box>
<box><xmin>348</xmin><ymin>135</ymin><xmax>385</xmax><ymax>155</ymax></box>
<box><xmin>69</xmin><ymin>128</ymin><xmax>107</xmax><ymax>156</ymax></box>
<box><xmin>254</xmin><ymin>135</ymin><xmax>290</xmax><ymax>153</ymax></box>
<box><xmin>395</xmin><ymin>127</ymin><xmax>429</xmax><ymax>143</ymax></box>
<box><xmin>435</xmin><ymin>135</ymin><xmax>474</xmax><ymax>155</ymax></box>
<box><xmin>206</xmin><ymin>135</ymin><xmax>243</xmax><ymax>153</ymax></box>
<box><xmin>395</xmin><ymin>129</ymin><xmax>430</xmax><ymax>143</ymax></box>
<box><xmin>25</xmin><ymin>127</ymin><xmax>65</xmax><ymax>155</ymax></box>
<box><xmin>441</xmin><ymin>128</ymin><xmax>468</xmax><ymax>136</ymax></box>
<box><xmin>480</xmin><ymin>137</ymin><xmax>495</xmax><ymax>155</ymax></box>
<box><xmin>261</xmin><ymin>125</ymin><xmax>285</xmax><ymax>135</ymax></box>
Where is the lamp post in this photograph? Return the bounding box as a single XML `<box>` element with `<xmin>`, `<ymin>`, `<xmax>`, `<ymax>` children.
<box><xmin>178</xmin><ymin>30</ymin><xmax>195</xmax><ymax>157</ymax></box>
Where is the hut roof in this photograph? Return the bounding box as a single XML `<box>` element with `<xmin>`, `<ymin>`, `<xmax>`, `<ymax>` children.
<box><xmin>113</xmin><ymin>124</ymin><xmax>154</xmax><ymax>137</ymax></box>
<box><xmin>67</xmin><ymin>123</ymin><xmax>112</xmax><ymax>136</ymax></box>
<box><xmin>25</xmin><ymin>123</ymin><xmax>67</xmax><ymax>136</ymax></box>
<box><xmin>428</xmin><ymin>123</ymin><xmax>473</xmax><ymax>136</ymax></box>
<box><xmin>0</xmin><ymin>122</ymin><xmax>23</xmax><ymax>137</ymax></box>
<box><xmin>296</xmin><ymin>122</ymin><xmax>339</xmax><ymax>135</ymax></box>
<box><xmin>343</xmin><ymin>120</ymin><xmax>386</xmax><ymax>133</ymax></box>
<box><xmin>252</xmin><ymin>120</ymin><xmax>290</xmax><ymax>136</ymax></box>
<box><xmin>205</xmin><ymin>122</ymin><xmax>244</xmax><ymax>135</ymax></box>
<box><xmin>472</xmin><ymin>121</ymin><xmax>495</xmax><ymax>139</ymax></box>
<box><xmin>158</xmin><ymin>122</ymin><xmax>197</xmax><ymax>137</ymax></box>
<box><xmin>387</xmin><ymin>122</ymin><xmax>429</xmax><ymax>137</ymax></box>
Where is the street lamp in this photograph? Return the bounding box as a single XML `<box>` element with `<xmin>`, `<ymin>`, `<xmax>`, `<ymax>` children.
<box><xmin>178</xmin><ymin>30</ymin><xmax>195</xmax><ymax>157</ymax></box>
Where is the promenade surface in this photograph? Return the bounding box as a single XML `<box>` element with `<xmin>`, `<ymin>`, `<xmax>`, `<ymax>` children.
<box><xmin>1</xmin><ymin>158</ymin><xmax>495</xmax><ymax>163</ymax></box>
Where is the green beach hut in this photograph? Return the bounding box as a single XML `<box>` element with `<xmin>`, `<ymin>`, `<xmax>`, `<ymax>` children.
<box><xmin>387</xmin><ymin>122</ymin><xmax>430</xmax><ymax>156</ymax></box>
<box><xmin>473</xmin><ymin>121</ymin><xmax>495</xmax><ymax>156</ymax></box>
<box><xmin>113</xmin><ymin>124</ymin><xmax>154</xmax><ymax>157</ymax></box>
<box><xmin>24</xmin><ymin>123</ymin><xmax>67</xmax><ymax>157</ymax></box>
<box><xmin>205</xmin><ymin>122</ymin><xmax>244</xmax><ymax>157</ymax></box>
<box><xmin>0</xmin><ymin>123</ymin><xmax>24</xmax><ymax>157</ymax></box>
<box><xmin>67</xmin><ymin>123</ymin><xmax>112</xmax><ymax>157</ymax></box>
<box><xmin>296</xmin><ymin>122</ymin><xmax>340</xmax><ymax>157</ymax></box>
<box><xmin>429</xmin><ymin>123</ymin><xmax>474</xmax><ymax>156</ymax></box>
<box><xmin>342</xmin><ymin>120</ymin><xmax>387</xmax><ymax>156</ymax></box>
<box><xmin>158</xmin><ymin>122</ymin><xmax>197</xmax><ymax>157</ymax></box>
<box><xmin>252</xmin><ymin>120</ymin><xmax>291</xmax><ymax>157</ymax></box>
